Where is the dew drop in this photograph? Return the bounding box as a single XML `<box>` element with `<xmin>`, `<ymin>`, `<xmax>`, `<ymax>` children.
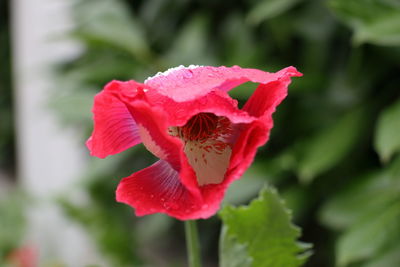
<box><xmin>169</xmin><ymin>202</ymin><xmax>179</xmax><ymax>209</ymax></box>
<box><xmin>183</xmin><ymin>70</ymin><xmax>193</xmax><ymax>78</ymax></box>
<box><xmin>199</xmin><ymin>97</ymin><xmax>207</xmax><ymax>105</ymax></box>
<box><xmin>150</xmin><ymin>194</ymin><xmax>154</xmax><ymax>199</ymax></box>
<box><xmin>201</xmin><ymin>204</ymin><xmax>209</xmax><ymax>210</ymax></box>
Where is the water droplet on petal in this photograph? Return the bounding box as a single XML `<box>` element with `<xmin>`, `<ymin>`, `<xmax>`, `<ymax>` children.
<box><xmin>183</xmin><ymin>70</ymin><xmax>193</xmax><ymax>78</ymax></box>
<box><xmin>201</xmin><ymin>204</ymin><xmax>209</xmax><ymax>210</ymax></box>
<box><xmin>150</xmin><ymin>194</ymin><xmax>154</xmax><ymax>199</ymax></box>
<box><xmin>169</xmin><ymin>202</ymin><xmax>179</xmax><ymax>209</ymax></box>
<box><xmin>199</xmin><ymin>97</ymin><xmax>208</xmax><ymax>105</ymax></box>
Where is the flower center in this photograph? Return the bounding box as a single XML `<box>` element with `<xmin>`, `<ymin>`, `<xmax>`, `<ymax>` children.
<box><xmin>179</xmin><ymin>113</ymin><xmax>219</xmax><ymax>141</ymax></box>
<box><xmin>169</xmin><ymin>113</ymin><xmax>233</xmax><ymax>186</ymax></box>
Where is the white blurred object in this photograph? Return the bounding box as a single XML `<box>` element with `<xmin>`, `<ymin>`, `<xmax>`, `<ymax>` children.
<box><xmin>11</xmin><ymin>0</ymin><xmax>106</xmax><ymax>266</ymax></box>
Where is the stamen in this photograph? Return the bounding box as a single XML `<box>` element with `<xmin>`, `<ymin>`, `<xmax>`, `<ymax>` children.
<box><xmin>180</xmin><ymin>113</ymin><xmax>219</xmax><ymax>141</ymax></box>
<box><xmin>168</xmin><ymin>112</ymin><xmax>234</xmax><ymax>186</ymax></box>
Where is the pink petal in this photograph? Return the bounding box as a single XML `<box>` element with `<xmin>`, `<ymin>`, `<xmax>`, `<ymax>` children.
<box><xmin>86</xmin><ymin>81</ymin><xmax>142</xmax><ymax>158</ymax></box>
<box><xmin>243</xmin><ymin>69</ymin><xmax>297</xmax><ymax>118</ymax></box>
<box><xmin>157</xmin><ymin>89</ymin><xmax>254</xmax><ymax>127</ymax></box>
<box><xmin>116</xmin><ymin>160</ymin><xmax>223</xmax><ymax>220</ymax></box>
<box><xmin>225</xmin><ymin>68</ymin><xmax>301</xmax><ymax>186</ymax></box>
<box><xmin>144</xmin><ymin>65</ymin><xmax>301</xmax><ymax>102</ymax></box>
<box><xmin>120</xmin><ymin>97</ymin><xmax>183</xmax><ymax>170</ymax></box>
<box><xmin>112</xmin><ymin>65</ymin><xmax>301</xmax><ymax>220</ymax></box>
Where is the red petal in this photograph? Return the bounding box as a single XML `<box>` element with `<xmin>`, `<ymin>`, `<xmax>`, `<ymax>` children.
<box><xmin>116</xmin><ymin>160</ymin><xmax>223</xmax><ymax>220</ymax></box>
<box><xmin>113</xmin><ymin>66</ymin><xmax>301</xmax><ymax>219</ymax></box>
<box><xmin>144</xmin><ymin>65</ymin><xmax>301</xmax><ymax>102</ymax></box>
<box><xmin>225</xmin><ymin>67</ymin><xmax>301</xmax><ymax>185</ymax></box>
<box><xmin>243</xmin><ymin>67</ymin><xmax>299</xmax><ymax>118</ymax></box>
<box><xmin>86</xmin><ymin>81</ymin><xmax>142</xmax><ymax>158</ymax></box>
<box><xmin>120</xmin><ymin>98</ymin><xmax>183</xmax><ymax>170</ymax></box>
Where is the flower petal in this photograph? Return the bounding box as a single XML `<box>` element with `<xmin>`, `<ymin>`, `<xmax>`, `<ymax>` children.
<box><xmin>120</xmin><ymin>98</ymin><xmax>183</xmax><ymax>170</ymax></box>
<box><xmin>86</xmin><ymin>81</ymin><xmax>142</xmax><ymax>158</ymax></box>
<box><xmin>184</xmin><ymin>139</ymin><xmax>232</xmax><ymax>186</ymax></box>
<box><xmin>144</xmin><ymin>65</ymin><xmax>301</xmax><ymax>102</ymax></box>
<box><xmin>225</xmin><ymin>68</ymin><xmax>301</xmax><ymax>185</ymax></box>
<box><xmin>116</xmin><ymin>160</ymin><xmax>223</xmax><ymax>220</ymax></box>
<box><xmin>243</xmin><ymin>67</ymin><xmax>299</xmax><ymax>118</ymax></box>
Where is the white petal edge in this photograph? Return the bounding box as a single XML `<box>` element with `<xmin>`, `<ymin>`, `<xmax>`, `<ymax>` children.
<box><xmin>144</xmin><ymin>65</ymin><xmax>203</xmax><ymax>83</ymax></box>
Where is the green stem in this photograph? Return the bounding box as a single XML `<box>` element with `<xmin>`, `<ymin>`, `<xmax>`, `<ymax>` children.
<box><xmin>184</xmin><ymin>220</ymin><xmax>202</xmax><ymax>267</ymax></box>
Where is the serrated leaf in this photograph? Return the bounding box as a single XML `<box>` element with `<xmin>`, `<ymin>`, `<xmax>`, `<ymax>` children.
<box><xmin>220</xmin><ymin>226</ymin><xmax>252</xmax><ymax>267</ymax></box>
<box><xmin>329</xmin><ymin>0</ymin><xmax>400</xmax><ymax>46</ymax></box>
<box><xmin>247</xmin><ymin>0</ymin><xmax>302</xmax><ymax>24</ymax></box>
<box><xmin>297</xmin><ymin>108</ymin><xmax>365</xmax><ymax>183</ymax></box>
<box><xmin>219</xmin><ymin>187</ymin><xmax>311</xmax><ymax>267</ymax></box>
<box><xmin>374</xmin><ymin>99</ymin><xmax>400</xmax><ymax>163</ymax></box>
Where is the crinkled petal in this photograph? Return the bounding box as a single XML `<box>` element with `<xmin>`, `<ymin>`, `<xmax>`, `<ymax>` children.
<box><xmin>144</xmin><ymin>65</ymin><xmax>301</xmax><ymax>102</ymax></box>
<box><xmin>224</xmin><ymin>69</ymin><xmax>301</xmax><ymax>186</ymax></box>
<box><xmin>157</xmin><ymin>89</ymin><xmax>254</xmax><ymax>127</ymax></box>
<box><xmin>242</xmin><ymin>72</ymin><xmax>296</xmax><ymax>119</ymax></box>
<box><xmin>111</xmin><ymin>65</ymin><xmax>302</xmax><ymax>220</ymax></box>
<box><xmin>86</xmin><ymin>81</ymin><xmax>142</xmax><ymax>158</ymax></box>
<box><xmin>120</xmin><ymin>98</ymin><xmax>183</xmax><ymax>170</ymax></box>
<box><xmin>226</xmin><ymin>121</ymin><xmax>268</xmax><ymax>184</ymax></box>
<box><xmin>116</xmin><ymin>160</ymin><xmax>224</xmax><ymax>220</ymax></box>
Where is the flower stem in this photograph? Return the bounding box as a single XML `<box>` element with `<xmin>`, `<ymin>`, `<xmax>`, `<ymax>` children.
<box><xmin>184</xmin><ymin>220</ymin><xmax>202</xmax><ymax>267</ymax></box>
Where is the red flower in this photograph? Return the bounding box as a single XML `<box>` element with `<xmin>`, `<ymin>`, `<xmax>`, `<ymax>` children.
<box><xmin>87</xmin><ymin>65</ymin><xmax>301</xmax><ymax>220</ymax></box>
<box><xmin>7</xmin><ymin>245</ymin><xmax>37</xmax><ymax>267</ymax></box>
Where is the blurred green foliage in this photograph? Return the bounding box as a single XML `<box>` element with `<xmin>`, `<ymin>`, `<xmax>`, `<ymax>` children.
<box><xmin>0</xmin><ymin>0</ymin><xmax>14</xmax><ymax>173</ymax></box>
<box><xmin>0</xmin><ymin>0</ymin><xmax>20</xmax><ymax>264</ymax></box>
<box><xmin>49</xmin><ymin>0</ymin><xmax>400</xmax><ymax>266</ymax></box>
<box><xmin>0</xmin><ymin>191</ymin><xmax>27</xmax><ymax>265</ymax></box>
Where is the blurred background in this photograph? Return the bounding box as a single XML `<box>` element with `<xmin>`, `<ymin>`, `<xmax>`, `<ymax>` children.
<box><xmin>1</xmin><ymin>0</ymin><xmax>400</xmax><ymax>266</ymax></box>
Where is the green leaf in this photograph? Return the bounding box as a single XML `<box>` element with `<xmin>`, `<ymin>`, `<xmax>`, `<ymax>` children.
<box><xmin>320</xmin><ymin>156</ymin><xmax>400</xmax><ymax>230</ymax></box>
<box><xmin>247</xmin><ymin>0</ymin><xmax>302</xmax><ymax>24</ymax></box>
<box><xmin>363</xmin><ymin>243</ymin><xmax>400</xmax><ymax>267</ymax></box>
<box><xmin>220</xmin><ymin>226</ymin><xmax>253</xmax><ymax>267</ymax></box>
<box><xmin>320</xmin><ymin>156</ymin><xmax>400</xmax><ymax>266</ymax></box>
<box><xmin>319</xmin><ymin>171</ymin><xmax>396</xmax><ymax>230</ymax></box>
<box><xmin>337</xmin><ymin>201</ymin><xmax>400</xmax><ymax>267</ymax></box>
<box><xmin>374</xmin><ymin>99</ymin><xmax>400</xmax><ymax>163</ymax></box>
<box><xmin>297</xmin><ymin>108</ymin><xmax>365</xmax><ymax>183</ymax></box>
<box><xmin>329</xmin><ymin>0</ymin><xmax>400</xmax><ymax>46</ymax></box>
<box><xmin>219</xmin><ymin>186</ymin><xmax>311</xmax><ymax>267</ymax></box>
<box><xmin>72</xmin><ymin>0</ymin><xmax>151</xmax><ymax>61</ymax></box>
<box><xmin>0</xmin><ymin>190</ymin><xmax>26</xmax><ymax>253</ymax></box>
<box><xmin>164</xmin><ymin>15</ymin><xmax>216</xmax><ymax>66</ymax></box>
